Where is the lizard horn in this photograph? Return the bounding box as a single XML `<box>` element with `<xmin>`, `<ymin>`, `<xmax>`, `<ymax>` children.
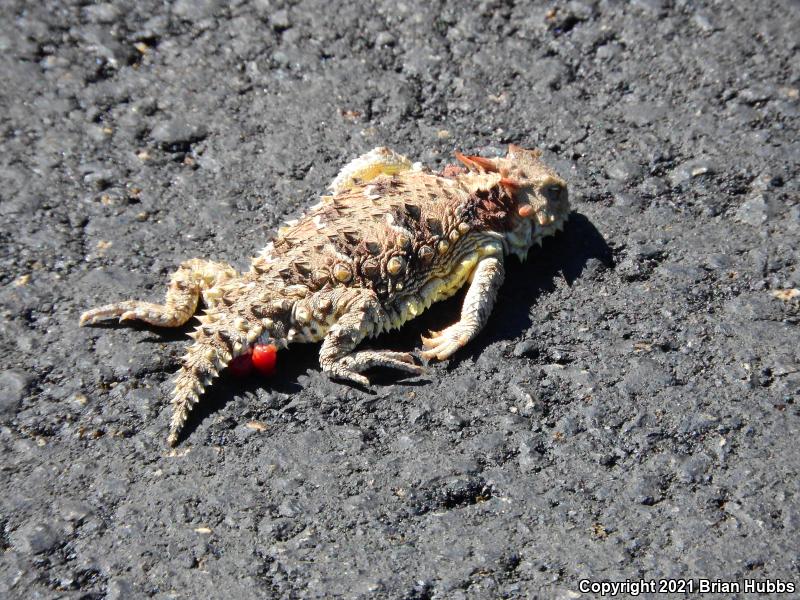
<box><xmin>455</xmin><ymin>151</ymin><xmax>498</xmax><ymax>173</ymax></box>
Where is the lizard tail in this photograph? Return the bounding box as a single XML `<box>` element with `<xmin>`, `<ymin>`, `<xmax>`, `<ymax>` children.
<box><xmin>167</xmin><ymin>317</ymin><xmax>264</xmax><ymax>446</ymax></box>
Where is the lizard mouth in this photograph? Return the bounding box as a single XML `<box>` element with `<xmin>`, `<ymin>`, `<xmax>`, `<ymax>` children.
<box><xmin>507</xmin><ymin>205</ymin><xmax>569</xmax><ymax>255</ymax></box>
<box><xmin>530</xmin><ymin>211</ymin><xmax>569</xmax><ymax>247</ymax></box>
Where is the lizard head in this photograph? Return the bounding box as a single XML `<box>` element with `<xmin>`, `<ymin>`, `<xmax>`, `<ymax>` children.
<box><xmin>455</xmin><ymin>145</ymin><xmax>570</xmax><ymax>259</ymax></box>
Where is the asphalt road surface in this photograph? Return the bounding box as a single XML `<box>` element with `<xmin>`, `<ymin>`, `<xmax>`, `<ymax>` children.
<box><xmin>1</xmin><ymin>1</ymin><xmax>798</xmax><ymax>598</ymax></box>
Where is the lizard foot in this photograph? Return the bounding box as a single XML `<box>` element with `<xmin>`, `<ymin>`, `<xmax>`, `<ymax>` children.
<box><xmin>420</xmin><ymin>324</ymin><xmax>472</xmax><ymax>361</ymax></box>
<box><xmin>80</xmin><ymin>301</ymin><xmax>192</xmax><ymax>327</ymax></box>
<box><xmin>327</xmin><ymin>350</ymin><xmax>422</xmax><ymax>386</ymax></box>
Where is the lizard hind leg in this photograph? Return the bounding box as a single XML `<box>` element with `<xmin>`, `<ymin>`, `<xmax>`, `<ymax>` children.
<box><xmin>318</xmin><ymin>291</ymin><xmax>422</xmax><ymax>386</ymax></box>
<box><xmin>79</xmin><ymin>258</ymin><xmax>238</xmax><ymax>328</ymax></box>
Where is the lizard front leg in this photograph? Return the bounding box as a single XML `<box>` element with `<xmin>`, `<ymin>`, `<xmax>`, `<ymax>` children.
<box><xmin>319</xmin><ymin>291</ymin><xmax>422</xmax><ymax>386</ymax></box>
<box><xmin>421</xmin><ymin>256</ymin><xmax>505</xmax><ymax>361</ymax></box>
<box><xmin>79</xmin><ymin>258</ymin><xmax>238</xmax><ymax>327</ymax></box>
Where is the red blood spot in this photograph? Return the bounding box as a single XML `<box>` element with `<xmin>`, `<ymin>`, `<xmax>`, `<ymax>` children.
<box><xmin>251</xmin><ymin>343</ymin><xmax>278</xmax><ymax>376</ymax></box>
<box><xmin>228</xmin><ymin>352</ymin><xmax>253</xmax><ymax>377</ymax></box>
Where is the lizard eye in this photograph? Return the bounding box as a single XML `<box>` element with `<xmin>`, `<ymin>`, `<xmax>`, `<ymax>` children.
<box><xmin>542</xmin><ymin>183</ymin><xmax>563</xmax><ymax>204</ymax></box>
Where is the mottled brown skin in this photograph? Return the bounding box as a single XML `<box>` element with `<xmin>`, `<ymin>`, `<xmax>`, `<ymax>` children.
<box><xmin>80</xmin><ymin>145</ymin><xmax>570</xmax><ymax>445</ymax></box>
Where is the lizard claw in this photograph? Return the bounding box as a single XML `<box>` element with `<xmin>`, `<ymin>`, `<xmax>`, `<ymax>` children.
<box><xmin>330</xmin><ymin>369</ymin><xmax>372</xmax><ymax>387</ymax></box>
<box><xmin>420</xmin><ymin>327</ymin><xmax>447</xmax><ymax>346</ymax></box>
<box><xmin>420</xmin><ymin>324</ymin><xmax>470</xmax><ymax>361</ymax></box>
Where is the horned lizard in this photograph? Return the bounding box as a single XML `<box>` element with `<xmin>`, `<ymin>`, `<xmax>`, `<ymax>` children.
<box><xmin>80</xmin><ymin>145</ymin><xmax>570</xmax><ymax>445</ymax></box>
